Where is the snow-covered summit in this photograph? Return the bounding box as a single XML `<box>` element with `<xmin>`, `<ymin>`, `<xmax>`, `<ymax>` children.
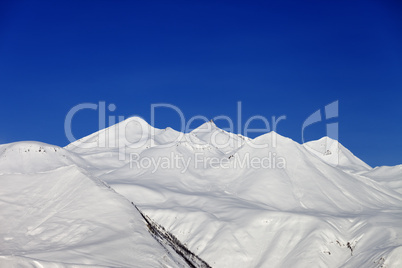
<box><xmin>304</xmin><ymin>136</ymin><xmax>372</xmax><ymax>172</ymax></box>
<box><xmin>0</xmin><ymin>141</ymin><xmax>84</xmax><ymax>173</ymax></box>
<box><xmin>67</xmin><ymin>116</ymin><xmax>156</xmax><ymax>151</ymax></box>
<box><xmin>190</xmin><ymin>120</ymin><xmax>250</xmax><ymax>154</ymax></box>
<box><xmin>0</xmin><ymin>164</ymin><xmax>188</xmax><ymax>267</ymax></box>
<box><xmin>2</xmin><ymin>118</ymin><xmax>401</xmax><ymax>267</ymax></box>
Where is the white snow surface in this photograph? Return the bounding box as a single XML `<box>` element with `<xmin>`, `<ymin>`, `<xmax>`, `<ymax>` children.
<box><xmin>2</xmin><ymin>117</ymin><xmax>402</xmax><ymax>267</ymax></box>
<box><xmin>0</xmin><ymin>142</ymin><xmax>189</xmax><ymax>267</ymax></box>
<box><xmin>303</xmin><ymin>137</ymin><xmax>372</xmax><ymax>172</ymax></box>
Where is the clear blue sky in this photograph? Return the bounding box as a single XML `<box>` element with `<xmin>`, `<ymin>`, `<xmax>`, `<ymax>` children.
<box><xmin>0</xmin><ymin>0</ymin><xmax>401</xmax><ymax>167</ymax></box>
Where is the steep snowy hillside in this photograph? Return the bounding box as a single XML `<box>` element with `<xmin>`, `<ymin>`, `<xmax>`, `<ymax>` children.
<box><xmin>66</xmin><ymin>117</ymin><xmax>224</xmax><ymax>178</ymax></box>
<box><xmin>66</xmin><ymin>117</ymin><xmax>185</xmax><ymax>153</ymax></box>
<box><xmin>303</xmin><ymin>137</ymin><xmax>372</xmax><ymax>173</ymax></box>
<box><xmin>0</xmin><ymin>142</ymin><xmax>209</xmax><ymax>267</ymax></box>
<box><xmin>0</xmin><ymin>141</ymin><xmax>87</xmax><ymax>173</ymax></box>
<box><xmin>362</xmin><ymin>165</ymin><xmax>402</xmax><ymax>194</ymax></box>
<box><xmin>190</xmin><ymin>120</ymin><xmax>250</xmax><ymax>154</ymax></box>
<box><xmin>66</xmin><ymin>117</ymin><xmax>192</xmax><ymax>173</ymax></box>
<box><xmin>2</xmin><ymin>118</ymin><xmax>402</xmax><ymax>267</ymax></box>
<box><xmin>97</xmin><ymin>127</ymin><xmax>402</xmax><ymax>267</ymax></box>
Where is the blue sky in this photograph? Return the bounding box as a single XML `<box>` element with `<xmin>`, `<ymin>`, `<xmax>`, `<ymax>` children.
<box><xmin>0</xmin><ymin>0</ymin><xmax>401</xmax><ymax>167</ymax></box>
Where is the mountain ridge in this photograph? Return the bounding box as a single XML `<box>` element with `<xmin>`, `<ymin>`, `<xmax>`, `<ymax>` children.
<box><xmin>1</xmin><ymin>118</ymin><xmax>401</xmax><ymax>267</ymax></box>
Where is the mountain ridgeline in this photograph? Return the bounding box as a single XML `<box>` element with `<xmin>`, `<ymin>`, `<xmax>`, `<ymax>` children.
<box><xmin>1</xmin><ymin>117</ymin><xmax>401</xmax><ymax>267</ymax></box>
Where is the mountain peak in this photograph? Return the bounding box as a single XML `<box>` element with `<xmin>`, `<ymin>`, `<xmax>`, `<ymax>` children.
<box><xmin>0</xmin><ymin>141</ymin><xmax>80</xmax><ymax>173</ymax></box>
<box><xmin>191</xmin><ymin>120</ymin><xmax>217</xmax><ymax>134</ymax></box>
<box><xmin>122</xmin><ymin>116</ymin><xmax>152</xmax><ymax>127</ymax></box>
<box><xmin>251</xmin><ymin>131</ymin><xmax>296</xmax><ymax>146</ymax></box>
<box><xmin>304</xmin><ymin>136</ymin><xmax>371</xmax><ymax>171</ymax></box>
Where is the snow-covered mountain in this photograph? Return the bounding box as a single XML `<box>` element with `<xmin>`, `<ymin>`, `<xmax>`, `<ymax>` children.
<box><xmin>303</xmin><ymin>136</ymin><xmax>372</xmax><ymax>173</ymax></box>
<box><xmin>362</xmin><ymin>165</ymin><xmax>402</xmax><ymax>194</ymax></box>
<box><xmin>0</xmin><ymin>141</ymin><xmax>211</xmax><ymax>267</ymax></box>
<box><xmin>1</xmin><ymin>117</ymin><xmax>401</xmax><ymax>267</ymax></box>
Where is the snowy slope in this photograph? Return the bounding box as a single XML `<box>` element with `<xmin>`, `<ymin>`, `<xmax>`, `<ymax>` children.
<box><xmin>97</xmin><ymin>129</ymin><xmax>402</xmax><ymax>267</ymax></box>
<box><xmin>2</xmin><ymin>118</ymin><xmax>402</xmax><ymax>267</ymax></box>
<box><xmin>66</xmin><ymin>117</ymin><xmax>194</xmax><ymax>174</ymax></box>
<box><xmin>0</xmin><ymin>142</ymin><xmax>203</xmax><ymax>267</ymax></box>
<box><xmin>0</xmin><ymin>141</ymin><xmax>87</xmax><ymax>174</ymax></box>
<box><xmin>303</xmin><ymin>136</ymin><xmax>372</xmax><ymax>173</ymax></box>
<box><xmin>190</xmin><ymin>120</ymin><xmax>250</xmax><ymax>154</ymax></box>
<box><xmin>361</xmin><ymin>165</ymin><xmax>402</xmax><ymax>194</ymax></box>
